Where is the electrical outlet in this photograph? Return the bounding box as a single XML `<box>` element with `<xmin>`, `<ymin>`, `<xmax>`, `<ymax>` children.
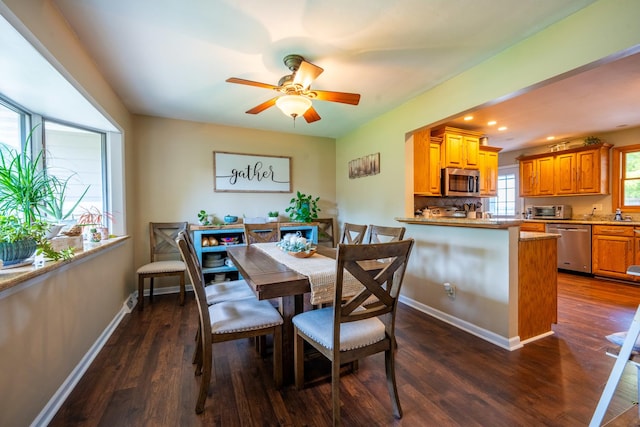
<box><xmin>443</xmin><ymin>282</ymin><xmax>456</xmax><ymax>298</ymax></box>
<box><xmin>592</xmin><ymin>204</ymin><xmax>603</xmax><ymax>211</ymax></box>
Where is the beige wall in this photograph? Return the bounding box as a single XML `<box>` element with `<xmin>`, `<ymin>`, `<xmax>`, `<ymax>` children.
<box><xmin>132</xmin><ymin>115</ymin><xmax>336</xmax><ymax>271</ymax></box>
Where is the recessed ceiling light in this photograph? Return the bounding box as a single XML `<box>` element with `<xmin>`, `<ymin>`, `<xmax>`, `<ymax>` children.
<box><xmin>488</xmin><ymin>121</ymin><xmax>497</xmax><ymax>126</ymax></box>
<box><xmin>464</xmin><ymin>115</ymin><xmax>473</xmax><ymax>121</ymax></box>
<box><xmin>498</xmin><ymin>126</ymin><xmax>507</xmax><ymax>131</ymax></box>
<box><xmin>547</xmin><ymin>136</ymin><xmax>555</xmax><ymax>140</ymax></box>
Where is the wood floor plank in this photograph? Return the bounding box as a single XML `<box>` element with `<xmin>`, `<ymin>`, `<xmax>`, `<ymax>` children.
<box><xmin>48</xmin><ymin>273</ymin><xmax>640</xmax><ymax>426</ymax></box>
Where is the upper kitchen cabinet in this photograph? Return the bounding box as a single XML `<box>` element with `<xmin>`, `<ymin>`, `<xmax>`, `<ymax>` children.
<box><xmin>413</xmin><ymin>129</ymin><xmax>442</xmax><ymax>196</ymax></box>
<box><xmin>478</xmin><ymin>145</ymin><xmax>502</xmax><ymax>197</ymax></box>
<box><xmin>431</xmin><ymin>126</ymin><xmax>480</xmax><ymax>169</ymax></box>
<box><xmin>520</xmin><ymin>155</ymin><xmax>555</xmax><ymax>196</ymax></box>
<box><xmin>519</xmin><ymin>143</ymin><xmax>611</xmax><ymax>197</ymax></box>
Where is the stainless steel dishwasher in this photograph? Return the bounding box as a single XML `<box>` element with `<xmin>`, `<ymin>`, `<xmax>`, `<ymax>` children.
<box><xmin>546</xmin><ymin>223</ymin><xmax>592</xmax><ymax>273</ymax></box>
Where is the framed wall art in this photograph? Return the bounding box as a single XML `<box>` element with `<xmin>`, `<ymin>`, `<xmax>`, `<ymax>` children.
<box><xmin>348</xmin><ymin>152</ymin><xmax>380</xmax><ymax>179</ymax></box>
<box><xmin>213</xmin><ymin>151</ymin><xmax>292</xmax><ymax>193</ymax></box>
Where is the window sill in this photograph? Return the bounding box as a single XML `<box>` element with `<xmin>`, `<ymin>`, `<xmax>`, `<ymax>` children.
<box><xmin>0</xmin><ymin>235</ymin><xmax>130</xmax><ymax>294</ymax></box>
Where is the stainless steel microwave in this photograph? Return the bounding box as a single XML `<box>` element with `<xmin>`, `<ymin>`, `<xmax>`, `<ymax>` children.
<box><xmin>441</xmin><ymin>167</ymin><xmax>480</xmax><ymax>197</ymax></box>
<box><xmin>528</xmin><ymin>205</ymin><xmax>572</xmax><ymax>219</ymax></box>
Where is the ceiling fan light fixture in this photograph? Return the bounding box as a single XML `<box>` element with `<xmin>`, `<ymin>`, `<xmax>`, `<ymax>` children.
<box><xmin>276</xmin><ymin>95</ymin><xmax>312</xmax><ymax>119</ymax></box>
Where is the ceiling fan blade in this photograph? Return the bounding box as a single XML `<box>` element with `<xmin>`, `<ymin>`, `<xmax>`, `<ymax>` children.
<box><xmin>246</xmin><ymin>97</ymin><xmax>278</xmax><ymax>114</ymax></box>
<box><xmin>226</xmin><ymin>77</ymin><xmax>279</xmax><ymax>91</ymax></box>
<box><xmin>303</xmin><ymin>106</ymin><xmax>321</xmax><ymax>123</ymax></box>
<box><xmin>293</xmin><ymin>60</ymin><xmax>324</xmax><ymax>90</ymax></box>
<box><xmin>312</xmin><ymin>90</ymin><xmax>361</xmax><ymax>105</ymax></box>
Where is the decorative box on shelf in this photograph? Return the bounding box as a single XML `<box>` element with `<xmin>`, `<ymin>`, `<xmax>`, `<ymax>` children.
<box><xmin>50</xmin><ymin>235</ymin><xmax>84</xmax><ymax>252</ymax></box>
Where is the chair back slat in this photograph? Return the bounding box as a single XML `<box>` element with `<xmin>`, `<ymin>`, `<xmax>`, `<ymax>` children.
<box><xmin>176</xmin><ymin>231</ymin><xmax>211</xmax><ymax>336</ymax></box>
<box><xmin>334</xmin><ymin>239</ymin><xmax>414</xmax><ymax>328</ymax></box>
<box><xmin>367</xmin><ymin>225</ymin><xmax>406</xmax><ymax>244</ymax></box>
<box><xmin>244</xmin><ymin>223</ymin><xmax>280</xmax><ymax>245</ymax></box>
<box><xmin>151</xmin><ymin>222</ymin><xmax>188</xmax><ymax>260</ymax></box>
<box><xmin>340</xmin><ymin>223</ymin><xmax>367</xmax><ymax>244</ymax></box>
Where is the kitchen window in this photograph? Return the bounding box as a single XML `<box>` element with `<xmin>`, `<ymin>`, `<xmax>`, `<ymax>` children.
<box><xmin>489</xmin><ymin>165</ymin><xmax>519</xmax><ymax>217</ymax></box>
<box><xmin>613</xmin><ymin>144</ymin><xmax>640</xmax><ymax>212</ymax></box>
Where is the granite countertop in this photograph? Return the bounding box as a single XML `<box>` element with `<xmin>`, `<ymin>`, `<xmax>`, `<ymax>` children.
<box><xmin>396</xmin><ymin>217</ymin><xmax>522</xmax><ymax>229</ymax></box>
<box><xmin>524</xmin><ymin>218</ymin><xmax>640</xmax><ymax>226</ymax></box>
<box><xmin>520</xmin><ymin>231</ymin><xmax>561</xmax><ymax>241</ymax></box>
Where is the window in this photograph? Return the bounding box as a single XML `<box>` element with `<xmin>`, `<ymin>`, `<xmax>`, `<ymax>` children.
<box><xmin>489</xmin><ymin>165</ymin><xmax>520</xmax><ymax>218</ymax></box>
<box><xmin>0</xmin><ymin>99</ymin><xmax>29</xmax><ymax>150</ymax></box>
<box><xmin>0</xmin><ymin>96</ymin><xmax>109</xmax><ymax>225</ymax></box>
<box><xmin>613</xmin><ymin>144</ymin><xmax>640</xmax><ymax>212</ymax></box>
<box><xmin>44</xmin><ymin>120</ymin><xmax>106</xmax><ymax>220</ymax></box>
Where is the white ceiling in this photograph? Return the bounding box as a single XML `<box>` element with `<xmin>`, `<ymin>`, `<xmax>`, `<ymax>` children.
<box><xmin>10</xmin><ymin>0</ymin><xmax>640</xmax><ymax>152</ymax></box>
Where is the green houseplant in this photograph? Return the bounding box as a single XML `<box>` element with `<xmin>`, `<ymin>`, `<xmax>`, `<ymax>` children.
<box><xmin>285</xmin><ymin>191</ymin><xmax>320</xmax><ymax>223</ymax></box>
<box><xmin>0</xmin><ymin>128</ymin><xmax>76</xmax><ymax>262</ymax></box>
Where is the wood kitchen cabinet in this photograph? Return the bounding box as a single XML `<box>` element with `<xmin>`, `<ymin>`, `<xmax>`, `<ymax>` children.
<box><xmin>431</xmin><ymin>126</ymin><xmax>480</xmax><ymax>169</ymax></box>
<box><xmin>413</xmin><ymin>129</ymin><xmax>442</xmax><ymax>195</ymax></box>
<box><xmin>520</xmin><ymin>143</ymin><xmax>611</xmax><ymax>197</ymax></box>
<box><xmin>519</xmin><ymin>155</ymin><xmax>555</xmax><ymax>196</ymax></box>
<box><xmin>478</xmin><ymin>145</ymin><xmax>502</xmax><ymax>196</ymax></box>
<box><xmin>592</xmin><ymin>225</ymin><xmax>634</xmax><ymax>280</ymax></box>
<box><xmin>520</xmin><ymin>221</ymin><xmax>546</xmax><ymax>232</ymax></box>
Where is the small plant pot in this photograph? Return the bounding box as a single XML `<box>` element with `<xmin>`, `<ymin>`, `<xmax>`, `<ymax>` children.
<box><xmin>267</xmin><ymin>216</ymin><xmax>278</xmax><ymax>223</ymax></box>
<box><xmin>0</xmin><ymin>238</ymin><xmax>37</xmax><ymax>267</ymax></box>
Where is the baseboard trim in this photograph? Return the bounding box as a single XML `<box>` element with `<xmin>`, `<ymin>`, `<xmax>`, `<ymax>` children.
<box><xmin>31</xmin><ymin>299</ymin><xmax>130</xmax><ymax>427</ymax></box>
<box><xmin>399</xmin><ymin>295</ymin><xmax>522</xmax><ymax>351</ymax></box>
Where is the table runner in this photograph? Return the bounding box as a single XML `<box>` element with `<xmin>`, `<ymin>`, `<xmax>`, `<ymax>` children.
<box><xmin>253</xmin><ymin>243</ymin><xmax>362</xmax><ymax>305</ymax></box>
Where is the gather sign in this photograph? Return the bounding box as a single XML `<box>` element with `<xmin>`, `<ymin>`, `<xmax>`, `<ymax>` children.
<box><xmin>213</xmin><ymin>151</ymin><xmax>292</xmax><ymax>193</ymax></box>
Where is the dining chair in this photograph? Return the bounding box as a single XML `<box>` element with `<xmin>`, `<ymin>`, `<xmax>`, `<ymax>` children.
<box><xmin>177</xmin><ymin>230</ymin><xmax>256</xmax><ymax>373</ymax></box>
<box><xmin>339</xmin><ymin>222</ymin><xmax>367</xmax><ymax>244</ymax></box>
<box><xmin>244</xmin><ymin>222</ymin><xmax>280</xmax><ymax>244</ymax></box>
<box><xmin>366</xmin><ymin>225</ymin><xmax>406</xmax><ymax>244</ymax></box>
<box><xmin>292</xmin><ymin>239</ymin><xmax>415</xmax><ymax>425</ymax></box>
<box><xmin>316</xmin><ymin>217</ymin><xmax>336</xmax><ymax>247</ymax></box>
<box><xmin>176</xmin><ymin>231</ymin><xmax>283</xmax><ymax>414</ymax></box>
<box><xmin>137</xmin><ymin>222</ymin><xmax>188</xmax><ymax>310</ymax></box>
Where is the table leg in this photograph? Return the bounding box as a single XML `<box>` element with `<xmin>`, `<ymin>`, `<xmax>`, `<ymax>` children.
<box><xmin>279</xmin><ymin>294</ymin><xmax>304</xmax><ymax>384</ymax></box>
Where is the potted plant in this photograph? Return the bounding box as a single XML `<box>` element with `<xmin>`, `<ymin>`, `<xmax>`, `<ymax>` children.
<box><xmin>0</xmin><ymin>129</ymin><xmax>76</xmax><ymax>262</ymax></box>
<box><xmin>43</xmin><ymin>174</ymin><xmax>90</xmax><ymax>238</ymax></box>
<box><xmin>285</xmin><ymin>191</ymin><xmax>320</xmax><ymax>223</ymax></box>
<box><xmin>77</xmin><ymin>206</ymin><xmax>113</xmax><ymax>242</ymax></box>
<box><xmin>267</xmin><ymin>211</ymin><xmax>279</xmax><ymax>222</ymax></box>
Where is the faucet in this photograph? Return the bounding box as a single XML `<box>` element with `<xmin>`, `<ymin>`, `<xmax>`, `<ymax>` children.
<box><xmin>614</xmin><ymin>208</ymin><xmax>623</xmax><ymax>221</ymax></box>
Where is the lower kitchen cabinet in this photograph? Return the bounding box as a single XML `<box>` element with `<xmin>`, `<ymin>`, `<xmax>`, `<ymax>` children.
<box><xmin>520</xmin><ymin>221</ymin><xmax>546</xmax><ymax>233</ymax></box>
<box><xmin>592</xmin><ymin>225</ymin><xmax>634</xmax><ymax>280</ymax></box>
<box><xmin>190</xmin><ymin>222</ymin><xmax>318</xmax><ymax>284</ymax></box>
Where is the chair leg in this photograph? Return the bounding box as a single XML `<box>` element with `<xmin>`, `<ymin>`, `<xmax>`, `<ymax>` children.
<box><xmin>149</xmin><ymin>277</ymin><xmax>154</xmax><ymax>302</ymax></box>
<box><xmin>179</xmin><ymin>272</ymin><xmax>185</xmax><ymax>305</ymax></box>
<box><xmin>273</xmin><ymin>327</ymin><xmax>282</xmax><ymax>389</ymax></box>
<box><xmin>332</xmin><ymin>356</ymin><xmax>341</xmax><ymax>426</ymax></box>
<box><xmin>294</xmin><ymin>328</ymin><xmax>305</xmax><ymax>389</ymax></box>
<box><xmin>193</xmin><ymin>325</ymin><xmax>203</xmax><ymax>374</ymax></box>
<box><xmin>137</xmin><ymin>275</ymin><xmax>144</xmax><ymax>311</ymax></box>
<box><xmin>385</xmin><ymin>348</ymin><xmax>403</xmax><ymax>419</ymax></box>
<box><xmin>195</xmin><ymin>338</ymin><xmax>212</xmax><ymax>414</ymax></box>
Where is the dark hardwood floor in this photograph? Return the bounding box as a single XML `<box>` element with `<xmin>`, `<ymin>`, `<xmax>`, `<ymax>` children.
<box><xmin>49</xmin><ymin>273</ymin><xmax>640</xmax><ymax>426</ymax></box>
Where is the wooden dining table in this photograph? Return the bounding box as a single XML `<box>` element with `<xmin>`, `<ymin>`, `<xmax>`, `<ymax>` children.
<box><xmin>225</xmin><ymin>244</ymin><xmax>336</xmax><ymax>384</ymax></box>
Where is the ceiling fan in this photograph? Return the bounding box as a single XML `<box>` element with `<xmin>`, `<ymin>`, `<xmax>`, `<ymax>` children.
<box><xmin>226</xmin><ymin>54</ymin><xmax>360</xmax><ymax>123</ymax></box>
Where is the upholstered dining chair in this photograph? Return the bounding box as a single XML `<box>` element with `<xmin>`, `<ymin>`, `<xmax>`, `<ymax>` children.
<box><xmin>177</xmin><ymin>229</ymin><xmax>256</xmax><ymax>374</ymax></box>
<box><xmin>339</xmin><ymin>222</ymin><xmax>367</xmax><ymax>244</ymax></box>
<box><xmin>137</xmin><ymin>222</ymin><xmax>188</xmax><ymax>310</ymax></box>
<box><xmin>177</xmin><ymin>231</ymin><xmax>283</xmax><ymax>414</ymax></box>
<box><xmin>244</xmin><ymin>222</ymin><xmax>280</xmax><ymax>244</ymax></box>
<box><xmin>292</xmin><ymin>239</ymin><xmax>415</xmax><ymax>425</ymax></box>
<box><xmin>366</xmin><ymin>225</ymin><xmax>406</xmax><ymax>244</ymax></box>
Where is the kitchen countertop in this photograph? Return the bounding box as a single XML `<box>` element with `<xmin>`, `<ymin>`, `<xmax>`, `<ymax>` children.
<box><xmin>396</xmin><ymin>217</ymin><xmax>522</xmax><ymax>229</ymax></box>
<box><xmin>523</xmin><ymin>218</ymin><xmax>640</xmax><ymax>226</ymax></box>
<box><xmin>520</xmin><ymin>231</ymin><xmax>560</xmax><ymax>241</ymax></box>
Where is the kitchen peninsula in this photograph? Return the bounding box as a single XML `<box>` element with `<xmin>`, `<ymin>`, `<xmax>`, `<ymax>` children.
<box><xmin>395</xmin><ymin>217</ymin><xmax>559</xmax><ymax>350</ymax></box>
